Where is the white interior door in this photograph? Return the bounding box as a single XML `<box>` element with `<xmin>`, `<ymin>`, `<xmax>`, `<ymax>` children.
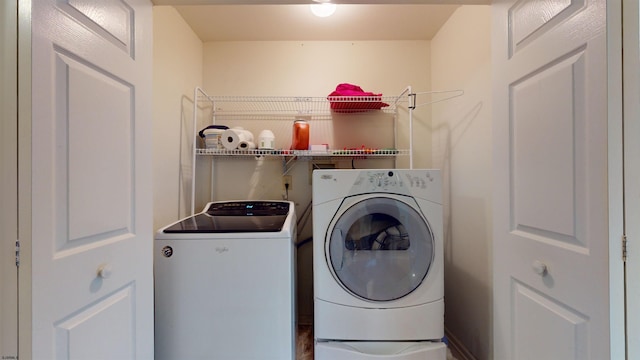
<box><xmin>492</xmin><ymin>0</ymin><xmax>617</xmax><ymax>359</ymax></box>
<box><xmin>29</xmin><ymin>0</ymin><xmax>153</xmax><ymax>358</ymax></box>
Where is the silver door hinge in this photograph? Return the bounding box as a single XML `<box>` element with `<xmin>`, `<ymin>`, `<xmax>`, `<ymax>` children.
<box><xmin>622</xmin><ymin>235</ymin><xmax>627</xmax><ymax>262</ymax></box>
<box><xmin>15</xmin><ymin>240</ymin><xmax>20</xmax><ymax>268</ymax></box>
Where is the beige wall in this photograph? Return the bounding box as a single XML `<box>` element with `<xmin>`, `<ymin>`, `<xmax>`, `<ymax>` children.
<box><xmin>431</xmin><ymin>5</ymin><xmax>492</xmax><ymax>360</ymax></box>
<box><xmin>152</xmin><ymin>6</ymin><xmax>204</xmax><ymax>230</ymax></box>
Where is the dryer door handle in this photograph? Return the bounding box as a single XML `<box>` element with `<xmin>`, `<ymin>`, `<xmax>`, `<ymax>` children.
<box><xmin>330</xmin><ymin>228</ymin><xmax>344</xmax><ymax>271</ymax></box>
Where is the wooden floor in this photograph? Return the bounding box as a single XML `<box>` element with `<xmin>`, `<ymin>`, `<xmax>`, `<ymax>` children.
<box><xmin>296</xmin><ymin>324</ymin><xmax>314</xmax><ymax>360</ymax></box>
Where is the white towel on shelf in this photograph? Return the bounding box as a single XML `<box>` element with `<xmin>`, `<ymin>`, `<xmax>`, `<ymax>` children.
<box><xmin>222</xmin><ymin>128</ymin><xmax>254</xmax><ymax>150</ymax></box>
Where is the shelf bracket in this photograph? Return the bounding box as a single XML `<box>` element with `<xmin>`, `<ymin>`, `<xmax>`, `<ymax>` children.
<box><xmin>282</xmin><ymin>156</ymin><xmax>296</xmax><ymax>175</ymax></box>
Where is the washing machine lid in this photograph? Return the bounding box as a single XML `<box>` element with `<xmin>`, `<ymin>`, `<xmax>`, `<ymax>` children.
<box><xmin>162</xmin><ymin>201</ymin><xmax>290</xmax><ymax>233</ymax></box>
<box><xmin>327</xmin><ymin>196</ymin><xmax>434</xmax><ymax>302</ymax></box>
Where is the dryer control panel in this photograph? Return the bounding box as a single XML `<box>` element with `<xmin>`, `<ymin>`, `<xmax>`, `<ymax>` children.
<box><xmin>313</xmin><ymin>169</ymin><xmax>441</xmax><ymax>204</ymax></box>
<box><xmin>352</xmin><ymin>170</ymin><xmax>435</xmax><ymax>194</ymax></box>
<box><xmin>365</xmin><ymin>171</ymin><xmax>402</xmax><ymax>190</ymax></box>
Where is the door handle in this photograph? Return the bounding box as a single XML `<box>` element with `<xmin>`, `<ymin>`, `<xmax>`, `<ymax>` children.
<box><xmin>532</xmin><ymin>260</ymin><xmax>548</xmax><ymax>276</ymax></box>
<box><xmin>331</xmin><ymin>228</ymin><xmax>344</xmax><ymax>270</ymax></box>
<box><xmin>97</xmin><ymin>264</ymin><xmax>113</xmax><ymax>279</ymax></box>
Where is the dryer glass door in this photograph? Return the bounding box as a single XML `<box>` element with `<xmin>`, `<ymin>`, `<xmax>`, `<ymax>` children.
<box><xmin>328</xmin><ymin>196</ymin><xmax>434</xmax><ymax>302</ymax></box>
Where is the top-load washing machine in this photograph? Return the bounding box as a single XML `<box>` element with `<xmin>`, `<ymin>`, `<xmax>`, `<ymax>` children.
<box><xmin>154</xmin><ymin>200</ymin><xmax>296</xmax><ymax>360</ymax></box>
<box><xmin>313</xmin><ymin>169</ymin><xmax>445</xmax><ymax>360</ymax></box>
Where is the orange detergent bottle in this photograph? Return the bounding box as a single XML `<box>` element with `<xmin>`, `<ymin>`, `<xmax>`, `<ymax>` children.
<box><xmin>291</xmin><ymin>119</ymin><xmax>309</xmax><ymax>150</ymax></box>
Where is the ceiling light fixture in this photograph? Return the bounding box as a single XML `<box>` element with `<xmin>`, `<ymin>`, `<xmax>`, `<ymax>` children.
<box><xmin>310</xmin><ymin>2</ymin><xmax>337</xmax><ymax>18</ymax></box>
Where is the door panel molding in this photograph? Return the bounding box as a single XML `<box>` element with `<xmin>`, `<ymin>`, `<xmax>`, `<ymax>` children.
<box><xmin>509</xmin><ymin>47</ymin><xmax>587</xmax><ymax>248</ymax></box>
<box><xmin>509</xmin><ymin>0</ymin><xmax>585</xmax><ymax>57</ymax></box>
<box><xmin>512</xmin><ymin>280</ymin><xmax>588</xmax><ymax>360</ymax></box>
<box><xmin>58</xmin><ymin>0</ymin><xmax>135</xmax><ymax>57</ymax></box>
<box><xmin>54</xmin><ymin>284</ymin><xmax>135</xmax><ymax>359</ymax></box>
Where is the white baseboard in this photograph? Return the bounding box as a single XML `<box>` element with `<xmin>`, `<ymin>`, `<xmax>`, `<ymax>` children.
<box><xmin>444</xmin><ymin>327</ymin><xmax>477</xmax><ymax>360</ymax></box>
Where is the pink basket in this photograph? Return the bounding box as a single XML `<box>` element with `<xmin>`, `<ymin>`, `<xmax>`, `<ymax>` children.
<box><xmin>327</xmin><ymin>83</ymin><xmax>389</xmax><ymax>112</ymax></box>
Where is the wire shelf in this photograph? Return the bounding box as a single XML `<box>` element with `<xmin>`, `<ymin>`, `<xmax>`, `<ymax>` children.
<box><xmin>196</xmin><ymin>148</ymin><xmax>410</xmax><ymax>157</ymax></box>
<box><xmin>197</xmin><ymin>94</ymin><xmax>409</xmax><ymax>116</ymax></box>
<box><xmin>188</xmin><ymin>86</ymin><xmax>463</xmax><ymax>214</ymax></box>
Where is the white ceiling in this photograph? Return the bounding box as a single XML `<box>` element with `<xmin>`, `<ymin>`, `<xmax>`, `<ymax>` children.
<box><xmin>171</xmin><ymin>4</ymin><xmax>462</xmax><ymax>41</ymax></box>
<box><xmin>152</xmin><ymin>1</ymin><xmax>491</xmax><ymax>41</ymax></box>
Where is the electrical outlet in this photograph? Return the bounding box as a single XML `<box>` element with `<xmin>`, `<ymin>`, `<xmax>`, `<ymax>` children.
<box><xmin>282</xmin><ymin>175</ymin><xmax>292</xmax><ymax>191</ymax></box>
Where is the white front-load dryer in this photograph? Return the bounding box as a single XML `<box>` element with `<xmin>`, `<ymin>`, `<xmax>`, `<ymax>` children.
<box><xmin>312</xmin><ymin>169</ymin><xmax>445</xmax><ymax>360</ymax></box>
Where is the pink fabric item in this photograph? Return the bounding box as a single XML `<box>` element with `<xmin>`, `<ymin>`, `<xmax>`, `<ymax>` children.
<box><xmin>328</xmin><ymin>83</ymin><xmax>389</xmax><ymax>112</ymax></box>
